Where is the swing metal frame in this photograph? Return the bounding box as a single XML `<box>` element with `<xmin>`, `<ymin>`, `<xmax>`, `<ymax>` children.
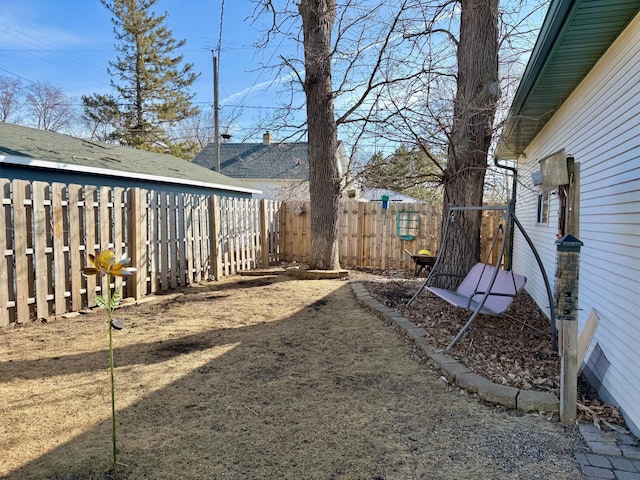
<box><xmin>408</xmin><ymin>200</ymin><xmax>557</xmax><ymax>350</ymax></box>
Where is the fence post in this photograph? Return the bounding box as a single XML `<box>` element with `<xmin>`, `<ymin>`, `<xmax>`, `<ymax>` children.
<box><xmin>127</xmin><ymin>187</ymin><xmax>146</xmax><ymax>300</ymax></box>
<box><xmin>209</xmin><ymin>195</ymin><xmax>222</xmax><ymax>280</ymax></box>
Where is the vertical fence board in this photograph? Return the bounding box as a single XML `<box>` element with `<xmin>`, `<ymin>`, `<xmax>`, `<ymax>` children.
<box><xmin>260</xmin><ymin>199</ymin><xmax>269</xmax><ymax>267</ymax></box>
<box><xmin>185</xmin><ymin>195</ymin><xmax>193</xmax><ymax>282</ymax></box>
<box><xmin>364</xmin><ymin>203</ymin><xmax>375</xmax><ymax>266</ymax></box>
<box><xmin>194</xmin><ymin>196</ymin><xmax>203</xmax><ymax>281</ymax></box>
<box><xmin>201</xmin><ymin>195</ymin><xmax>210</xmax><ymax>279</ymax></box>
<box><xmin>387</xmin><ymin>204</ymin><xmax>399</xmax><ymax>269</ymax></box>
<box><xmin>279</xmin><ymin>202</ymin><xmax>287</xmax><ymax>263</ymax></box>
<box><xmin>149</xmin><ymin>191</ymin><xmax>159</xmax><ymax>293</ymax></box>
<box><xmin>347</xmin><ymin>202</ymin><xmax>359</xmax><ymax>267</ymax></box>
<box><xmin>196</xmin><ymin>196</ymin><xmax>204</xmax><ymax>278</ymax></box>
<box><xmin>113</xmin><ymin>187</ymin><xmax>125</xmax><ymax>294</ymax></box>
<box><xmin>0</xmin><ymin>179</ymin><xmax>10</xmax><ymax>325</ymax></box>
<box><xmin>177</xmin><ymin>194</ymin><xmax>187</xmax><ymax>285</ymax></box>
<box><xmin>246</xmin><ymin>199</ymin><xmax>253</xmax><ymax>268</ymax></box>
<box><xmin>209</xmin><ymin>196</ymin><xmax>221</xmax><ymax>280</ymax></box>
<box><xmin>160</xmin><ymin>192</ymin><xmax>169</xmax><ymax>289</ymax></box>
<box><xmin>169</xmin><ymin>193</ymin><xmax>179</xmax><ymax>289</ymax></box>
<box><xmin>198</xmin><ymin>196</ymin><xmax>208</xmax><ymax>278</ymax></box>
<box><xmin>232</xmin><ymin>197</ymin><xmax>240</xmax><ymax>272</ymax></box>
<box><xmin>375</xmin><ymin>206</ymin><xmax>385</xmax><ymax>269</ymax></box>
<box><xmin>32</xmin><ymin>182</ymin><xmax>49</xmax><ymax>319</ymax></box>
<box><xmin>84</xmin><ymin>185</ymin><xmax>97</xmax><ymax>307</ymax></box>
<box><xmin>219</xmin><ymin>198</ymin><xmax>229</xmax><ymax>277</ymax></box>
<box><xmin>127</xmin><ymin>188</ymin><xmax>145</xmax><ymax>299</ymax></box>
<box><xmin>237</xmin><ymin>199</ymin><xmax>245</xmax><ymax>271</ymax></box>
<box><xmin>383</xmin><ymin>205</ymin><xmax>393</xmax><ymax>268</ymax></box>
<box><xmin>269</xmin><ymin>201</ymin><xmax>280</xmax><ymax>265</ymax></box>
<box><xmin>99</xmin><ymin>187</ymin><xmax>111</xmax><ymax>299</ymax></box>
<box><xmin>68</xmin><ymin>185</ymin><xmax>83</xmax><ymax>311</ymax></box>
<box><xmin>252</xmin><ymin>199</ymin><xmax>258</xmax><ymax>267</ymax></box>
<box><xmin>51</xmin><ymin>183</ymin><xmax>67</xmax><ymax>316</ymax></box>
<box><xmin>13</xmin><ymin>181</ymin><xmax>29</xmax><ymax>322</ymax></box>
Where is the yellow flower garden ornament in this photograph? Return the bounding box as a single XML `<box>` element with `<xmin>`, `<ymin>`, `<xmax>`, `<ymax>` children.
<box><xmin>81</xmin><ymin>249</ymin><xmax>135</xmax><ymax>466</ymax></box>
<box><xmin>81</xmin><ymin>249</ymin><xmax>136</xmax><ymax>277</ymax></box>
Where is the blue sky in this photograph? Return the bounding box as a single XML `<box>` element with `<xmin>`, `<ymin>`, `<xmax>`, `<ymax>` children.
<box><xmin>0</xmin><ymin>0</ymin><xmax>286</xmax><ymax>141</ymax></box>
<box><xmin>1</xmin><ymin>1</ymin><xmax>548</xmax><ymax>155</ymax></box>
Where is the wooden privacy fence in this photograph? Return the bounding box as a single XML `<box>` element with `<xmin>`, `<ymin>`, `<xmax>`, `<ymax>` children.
<box><xmin>1</xmin><ymin>177</ymin><xmax>504</xmax><ymax>326</ymax></box>
<box><xmin>0</xmin><ymin>179</ymin><xmax>280</xmax><ymax>325</ymax></box>
<box><xmin>279</xmin><ymin>201</ymin><xmax>504</xmax><ymax>269</ymax></box>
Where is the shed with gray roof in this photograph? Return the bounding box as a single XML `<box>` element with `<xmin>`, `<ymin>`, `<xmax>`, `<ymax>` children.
<box><xmin>0</xmin><ymin>123</ymin><xmax>259</xmax><ymax>197</ymax></box>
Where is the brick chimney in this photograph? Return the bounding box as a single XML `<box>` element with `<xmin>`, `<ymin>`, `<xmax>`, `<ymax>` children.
<box><xmin>263</xmin><ymin>131</ymin><xmax>272</xmax><ymax>145</ymax></box>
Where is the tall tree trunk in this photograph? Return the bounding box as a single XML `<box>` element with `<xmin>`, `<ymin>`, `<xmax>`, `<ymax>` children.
<box><xmin>299</xmin><ymin>0</ymin><xmax>341</xmax><ymax>270</ymax></box>
<box><xmin>438</xmin><ymin>0</ymin><xmax>500</xmax><ymax>288</ymax></box>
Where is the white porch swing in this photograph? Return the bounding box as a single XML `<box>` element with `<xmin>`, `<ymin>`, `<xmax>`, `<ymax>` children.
<box><xmin>407</xmin><ymin>200</ymin><xmax>557</xmax><ymax>350</ymax></box>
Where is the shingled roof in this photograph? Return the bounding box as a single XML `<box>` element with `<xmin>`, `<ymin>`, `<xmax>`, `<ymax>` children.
<box><xmin>0</xmin><ymin>122</ymin><xmax>258</xmax><ymax>195</ymax></box>
<box><xmin>193</xmin><ymin>141</ymin><xmax>309</xmax><ymax>180</ymax></box>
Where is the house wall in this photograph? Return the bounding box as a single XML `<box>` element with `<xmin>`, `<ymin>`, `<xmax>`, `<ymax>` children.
<box><xmin>240</xmin><ymin>179</ymin><xmax>310</xmax><ymax>201</ymax></box>
<box><xmin>513</xmin><ymin>13</ymin><xmax>640</xmax><ymax>436</ymax></box>
<box><xmin>239</xmin><ymin>180</ymin><xmax>356</xmax><ymax>202</ymax></box>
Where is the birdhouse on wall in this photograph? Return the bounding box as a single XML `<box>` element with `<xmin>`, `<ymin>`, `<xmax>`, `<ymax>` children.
<box><xmin>539</xmin><ymin>149</ymin><xmax>569</xmax><ymax>188</ymax></box>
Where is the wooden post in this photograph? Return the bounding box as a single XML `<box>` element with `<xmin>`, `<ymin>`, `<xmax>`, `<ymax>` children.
<box><xmin>556</xmin><ymin>234</ymin><xmax>583</xmax><ymax>424</ymax></box>
<box><xmin>127</xmin><ymin>188</ymin><xmax>146</xmax><ymax>300</ymax></box>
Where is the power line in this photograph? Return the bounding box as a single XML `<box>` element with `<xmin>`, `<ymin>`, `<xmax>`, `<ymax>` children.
<box><xmin>0</xmin><ymin>22</ymin><xmax>110</xmax><ymax>86</ymax></box>
<box><xmin>0</xmin><ymin>67</ymin><xmax>36</xmax><ymax>84</ymax></box>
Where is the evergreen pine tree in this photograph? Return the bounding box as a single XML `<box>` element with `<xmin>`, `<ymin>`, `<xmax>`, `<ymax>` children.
<box><xmin>100</xmin><ymin>0</ymin><xmax>200</xmax><ymax>155</ymax></box>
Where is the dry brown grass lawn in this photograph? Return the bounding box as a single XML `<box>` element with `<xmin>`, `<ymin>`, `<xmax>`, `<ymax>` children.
<box><xmin>1</xmin><ymin>274</ymin><xmax>584</xmax><ymax>480</ymax></box>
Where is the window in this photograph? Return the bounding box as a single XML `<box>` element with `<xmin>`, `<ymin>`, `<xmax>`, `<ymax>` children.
<box><xmin>537</xmin><ymin>193</ymin><xmax>549</xmax><ymax>224</ymax></box>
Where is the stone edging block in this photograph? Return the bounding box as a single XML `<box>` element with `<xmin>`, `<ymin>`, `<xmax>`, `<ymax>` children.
<box><xmin>517</xmin><ymin>389</ymin><xmax>560</xmax><ymax>413</ymax></box>
<box><xmin>478</xmin><ymin>382</ymin><xmax>519</xmax><ymax>409</ymax></box>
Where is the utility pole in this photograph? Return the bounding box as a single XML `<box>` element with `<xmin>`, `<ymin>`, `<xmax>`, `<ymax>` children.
<box><xmin>213</xmin><ymin>53</ymin><xmax>221</xmax><ymax>173</ymax></box>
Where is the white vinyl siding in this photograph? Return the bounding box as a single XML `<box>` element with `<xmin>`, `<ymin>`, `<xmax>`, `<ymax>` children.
<box><xmin>512</xmin><ymin>13</ymin><xmax>640</xmax><ymax>436</ymax></box>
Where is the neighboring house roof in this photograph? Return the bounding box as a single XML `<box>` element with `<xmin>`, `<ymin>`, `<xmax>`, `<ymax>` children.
<box><xmin>0</xmin><ymin>122</ymin><xmax>259</xmax><ymax>195</ymax></box>
<box><xmin>193</xmin><ymin>142</ymin><xmax>310</xmax><ymax>180</ymax></box>
<box><xmin>496</xmin><ymin>0</ymin><xmax>640</xmax><ymax>158</ymax></box>
<box><xmin>358</xmin><ymin>187</ymin><xmax>423</xmax><ymax>203</ymax></box>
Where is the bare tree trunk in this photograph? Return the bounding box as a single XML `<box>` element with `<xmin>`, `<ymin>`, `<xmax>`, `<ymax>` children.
<box><xmin>438</xmin><ymin>0</ymin><xmax>500</xmax><ymax>288</ymax></box>
<box><xmin>299</xmin><ymin>0</ymin><xmax>341</xmax><ymax>270</ymax></box>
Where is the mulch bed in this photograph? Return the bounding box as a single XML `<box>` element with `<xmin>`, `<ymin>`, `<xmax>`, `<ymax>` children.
<box><xmin>358</xmin><ymin>267</ymin><xmax>633</xmax><ymax>429</ymax></box>
<box><xmin>360</xmin><ymin>273</ymin><xmax>560</xmax><ymax>395</ymax></box>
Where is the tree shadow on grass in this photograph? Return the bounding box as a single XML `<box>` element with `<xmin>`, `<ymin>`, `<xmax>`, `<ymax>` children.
<box><xmin>3</xmin><ymin>281</ymin><xmax>583</xmax><ymax>480</ymax></box>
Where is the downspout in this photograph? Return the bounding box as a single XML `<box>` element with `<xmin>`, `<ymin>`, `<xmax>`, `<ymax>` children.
<box><xmin>493</xmin><ymin>157</ymin><xmax>517</xmax><ymax>270</ymax></box>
